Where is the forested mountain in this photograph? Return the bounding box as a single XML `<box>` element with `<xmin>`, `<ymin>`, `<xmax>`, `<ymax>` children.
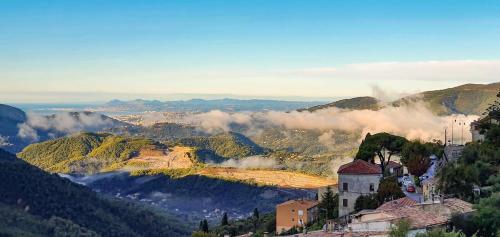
<box><xmin>0</xmin><ymin>104</ymin><xmax>127</xmax><ymax>153</ymax></box>
<box><xmin>0</xmin><ymin>148</ymin><xmax>189</xmax><ymax>237</ymax></box>
<box><xmin>299</xmin><ymin>83</ymin><xmax>500</xmax><ymax>115</ymax></box>
<box><xmin>394</xmin><ymin>82</ymin><xmax>500</xmax><ymax>115</ymax></box>
<box><xmin>18</xmin><ymin>132</ymin><xmax>165</xmax><ymax>174</ymax></box>
<box><xmin>298</xmin><ymin>96</ymin><xmax>382</xmax><ymax>112</ymax></box>
<box><xmin>173</xmin><ymin>132</ymin><xmax>267</xmax><ymax>162</ymax></box>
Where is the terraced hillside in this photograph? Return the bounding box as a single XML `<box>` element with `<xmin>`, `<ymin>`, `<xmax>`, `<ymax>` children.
<box><xmin>197</xmin><ymin>167</ymin><xmax>336</xmax><ymax>188</ymax></box>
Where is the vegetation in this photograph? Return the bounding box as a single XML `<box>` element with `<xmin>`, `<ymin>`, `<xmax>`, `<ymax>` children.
<box><xmin>0</xmin><ymin>148</ymin><xmax>189</xmax><ymax>237</ymax></box>
<box><xmin>355</xmin><ymin>132</ymin><xmax>408</xmax><ymax>174</ymax></box>
<box><xmin>299</xmin><ymin>96</ymin><xmax>382</xmax><ymax>112</ymax></box>
<box><xmin>209</xmin><ymin>212</ymin><xmax>276</xmax><ymax>237</ymax></box>
<box><xmin>388</xmin><ymin>219</ymin><xmax>411</xmax><ymax>237</ymax></box>
<box><xmin>318</xmin><ymin>186</ymin><xmax>339</xmax><ymax>219</ymax></box>
<box><xmin>376</xmin><ymin>176</ymin><xmax>405</xmax><ymax>203</ymax></box>
<box><xmin>394</xmin><ymin>82</ymin><xmax>500</xmax><ymax>115</ymax></box>
<box><xmin>173</xmin><ymin>132</ymin><xmax>266</xmax><ymax>162</ymax></box>
<box><xmin>415</xmin><ymin>229</ymin><xmax>466</xmax><ymax>237</ymax></box>
<box><xmin>354</xmin><ymin>194</ymin><xmax>379</xmax><ymax>212</ymax></box>
<box><xmin>17</xmin><ymin>132</ymin><xmax>164</xmax><ymax>174</ymax></box>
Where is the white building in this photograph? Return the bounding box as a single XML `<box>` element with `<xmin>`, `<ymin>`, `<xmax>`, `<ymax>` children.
<box><xmin>337</xmin><ymin>159</ymin><xmax>383</xmax><ymax>217</ymax></box>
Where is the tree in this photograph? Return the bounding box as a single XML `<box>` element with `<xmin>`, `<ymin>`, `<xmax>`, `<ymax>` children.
<box><xmin>253</xmin><ymin>208</ymin><xmax>259</xmax><ymax>221</ymax></box>
<box><xmin>355</xmin><ymin>133</ymin><xmax>408</xmax><ymax>174</ymax></box>
<box><xmin>354</xmin><ymin>194</ymin><xmax>379</xmax><ymax>212</ymax></box>
<box><xmin>201</xmin><ymin>219</ymin><xmax>209</xmax><ymax>233</ymax></box>
<box><xmin>318</xmin><ymin>186</ymin><xmax>338</xmax><ymax>219</ymax></box>
<box><xmin>377</xmin><ymin>177</ymin><xmax>405</xmax><ymax>203</ymax></box>
<box><xmin>221</xmin><ymin>212</ymin><xmax>228</xmax><ymax>226</ymax></box>
<box><xmin>389</xmin><ymin>219</ymin><xmax>410</xmax><ymax>237</ymax></box>
<box><xmin>437</xmin><ymin>162</ymin><xmax>478</xmax><ymax>202</ymax></box>
<box><xmin>405</xmin><ymin>148</ymin><xmax>431</xmax><ymax>178</ymax></box>
<box><xmin>473</xmin><ymin>192</ymin><xmax>500</xmax><ymax>237</ymax></box>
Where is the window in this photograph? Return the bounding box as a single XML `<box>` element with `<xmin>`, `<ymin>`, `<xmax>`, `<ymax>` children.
<box><xmin>298</xmin><ymin>210</ymin><xmax>304</xmax><ymax>216</ymax></box>
<box><xmin>343</xmin><ymin>182</ymin><xmax>348</xmax><ymax>191</ymax></box>
<box><xmin>342</xmin><ymin>199</ymin><xmax>348</xmax><ymax>207</ymax></box>
<box><xmin>292</xmin><ymin>218</ymin><xmax>294</xmax><ymax>222</ymax></box>
<box><xmin>369</xmin><ymin>183</ymin><xmax>375</xmax><ymax>192</ymax></box>
<box><xmin>291</xmin><ymin>209</ymin><xmax>295</xmax><ymax>212</ymax></box>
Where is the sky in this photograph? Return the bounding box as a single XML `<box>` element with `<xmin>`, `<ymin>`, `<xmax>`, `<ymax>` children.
<box><xmin>1</xmin><ymin>0</ymin><xmax>500</xmax><ymax>103</ymax></box>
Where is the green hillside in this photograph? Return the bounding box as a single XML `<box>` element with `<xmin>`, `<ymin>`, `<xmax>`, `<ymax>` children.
<box><xmin>173</xmin><ymin>132</ymin><xmax>266</xmax><ymax>162</ymax></box>
<box><xmin>394</xmin><ymin>83</ymin><xmax>500</xmax><ymax>115</ymax></box>
<box><xmin>298</xmin><ymin>96</ymin><xmax>382</xmax><ymax>112</ymax></box>
<box><xmin>17</xmin><ymin>132</ymin><xmax>163</xmax><ymax>174</ymax></box>
<box><xmin>0</xmin><ymin>149</ymin><xmax>189</xmax><ymax>237</ymax></box>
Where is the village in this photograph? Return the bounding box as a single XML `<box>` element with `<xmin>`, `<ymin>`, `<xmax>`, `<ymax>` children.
<box><xmin>264</xmin><ymin>115</ymin><xmax>497</xmax><ymax>237</ymax></box>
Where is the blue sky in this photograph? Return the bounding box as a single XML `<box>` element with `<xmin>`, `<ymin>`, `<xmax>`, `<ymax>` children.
<box><xmin>1</xmin><ymin>0</ymin><xmax>500</xmax><ymax>103</ymax></box>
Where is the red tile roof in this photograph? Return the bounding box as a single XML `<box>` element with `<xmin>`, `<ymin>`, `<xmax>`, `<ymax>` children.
<box><xmin>277</xmin><ymin>199</ymin><xmax>318</xmax><ymax>210</ymax></box>
<box><xmin>376</xmin><ymin>197</ymin><xmax>418</xmax><ymax>211</ymax></box>
<box><xmin>337</xmin><ymin>159</ymin><xmax>382</xmax><ymax>175</ymax></box>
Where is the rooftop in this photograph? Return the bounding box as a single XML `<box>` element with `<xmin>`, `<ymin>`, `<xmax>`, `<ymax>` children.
<box><xmin>385</xmin><ymin>161</ymin><xmax>402</xmax><ymax>169</ymax></box>
<box><xmin>376</xmin><ymin>197</ymin><xmax>417</xmax><ymax>211</ymax></box>
<box><xmin>337</xmin><ymin>159</ymin><xmax>382</xmax><ymax>175</ymax></box>
<box><xmin>277</xmin><ymin>199</ymin><xmax>319</xmax><ymax>210</ymax></box>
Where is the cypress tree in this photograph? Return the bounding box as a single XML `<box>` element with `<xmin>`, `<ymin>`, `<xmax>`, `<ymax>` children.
<box><xmin>221</xmin><ymin>212</ymin><xmax>229</xmax><ymax>226</ymax></box>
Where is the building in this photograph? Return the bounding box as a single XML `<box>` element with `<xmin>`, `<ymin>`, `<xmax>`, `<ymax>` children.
<box><xmin>276</xmin><ymin>199</ymin><xmax>318</xmax><ymax>234</ymax></box>
<box><xmin>349</xmin><ymin>197</ymin><xmax>474</xmax><ymax>237</ymax></box>
<box><xmin>386</xmin><ymin>161</ymin><xmax>403</xmax><ymax>177</ymax></box>
<box><xmin>470</xmin><ymin>115</ymin><xmax>500</xmax><ymax>143</ymax></box>
<box><xmin>422</xmin><ymin>177</ymin><xmax>440</xmax><ymax>203</ymax></box>
<box><xmin>337</xmin><ymin>160</ymin><xmax>383</xmax><ymax>217</ymax></box>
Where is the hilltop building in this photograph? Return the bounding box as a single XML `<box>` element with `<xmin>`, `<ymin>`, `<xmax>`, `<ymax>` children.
<box><xmin>275</xmin><ymin>199</ymin><xmax>318</xmax><ymax>234</ymax></box>
<box><xmin>470</xmin><ymin>115</ymin><xmax>500</xmax><ymax>142</ymax></box>
<box><xmin>337</xmin><ymin>160</ymin><xmax>382</xmax><ymax>217</ymax></box>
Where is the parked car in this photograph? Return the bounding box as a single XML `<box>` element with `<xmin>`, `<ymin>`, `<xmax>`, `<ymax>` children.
<box><xmin>406</xmin><ymin>185</ymin><xmax>415</xmax><ymax>193</ymax></box>
<box><xmin>419</xmin><ymin>174</ymin><xmax>430</xmax><ymax>181</ymax></box>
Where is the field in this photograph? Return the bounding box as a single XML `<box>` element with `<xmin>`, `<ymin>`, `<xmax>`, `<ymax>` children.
<box><xmin>197</xmin><ymin>167</ymin><xmax>336</xmax><ymax>189</ymax></box>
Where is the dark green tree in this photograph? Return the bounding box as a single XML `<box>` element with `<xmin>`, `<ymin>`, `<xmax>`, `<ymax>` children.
<box><xmin>376</xmin><ymin>176</ymin><xmax>405</xmax><ymax>203</ymax></box>
<box><xmin>354</xmin><ymin>194</ymin><xmax>379</xmax><ymax>212</ymax></box>
<box><xmin>253</xmin><ymin>208</ymin><xmax>259</xmax><ymax>221</ymax></box>
<box><xmin>473</xmin><ymin>192</ymin><xmax>500</xmax><ymax>237</ymax></box>
<box><xmin>221</xmin><ymin>212</ymin><xmax>228</xmax><ymax>226</ymax></box>
<box><xmin>402</xmin><ymin>142</ymin><xmax>431</xmax><ymax>179</ymax></box>
<box><xmin>201</xmin><ymin>219</ymin><xmax>209</xmax><ymax>233</ymax></box>
<box><xmin>355</xmin><ymin>133</ymin><xmax>408</xmax><ymax>174</ymax></box>
<box><xmin>318</xmin><ymin>186</ymin><xmax>338</xmax><ymax>219</ymax></box>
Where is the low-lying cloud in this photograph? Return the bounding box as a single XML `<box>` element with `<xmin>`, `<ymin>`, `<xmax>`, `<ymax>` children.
<box><xmin>187</xmin><ymin>103</ymin><xmax>478</xmax><ymax>143</ymax></box>
<box><xmin>17</xmin><ymin>112</ymin><xmax>115</xmax><ymax>141</ymax></box>
<box><xmin>213</xmin><ymin>156</ymin><xmax>279</xmax><ymax>169</ymax></box>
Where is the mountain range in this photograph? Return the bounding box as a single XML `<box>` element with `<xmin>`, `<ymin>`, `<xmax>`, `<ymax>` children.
<box><xmin>302</xmin><ymin>82</ymin><xmax>500</xmax><ymax>115</ymax></box>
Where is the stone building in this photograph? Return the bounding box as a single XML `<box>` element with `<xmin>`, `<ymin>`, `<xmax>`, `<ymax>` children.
<box><xmin>337</xmin><ymin>159</ymin><xmax>382</xmax><ymax>217</ymax></box>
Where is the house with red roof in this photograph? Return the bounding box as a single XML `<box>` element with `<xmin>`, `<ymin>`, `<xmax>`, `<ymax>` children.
<box><xmin>337</xmin><ymin>159</ymin><xmax>382</xmax><ymax>217</ymax></box>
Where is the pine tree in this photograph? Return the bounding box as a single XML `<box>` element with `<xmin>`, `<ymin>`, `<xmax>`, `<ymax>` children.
<box><xmin>253</xmin><ymin>208</ymin><xmax>259</xmax><ymax>220</ymax></box>
<box><xmin>319</xmin><ymin>186</ymin><xmax>338</xmax><ymax>219</ymax></box>
<box><xmin>221</xmin><ymin>212</ymin><xmax>228</xmax><ymax>226</ymax></box>
<box><xmin>201</xmin><ymin>219</ymin><xmax>209</xmax><ymax>233</ymax></box>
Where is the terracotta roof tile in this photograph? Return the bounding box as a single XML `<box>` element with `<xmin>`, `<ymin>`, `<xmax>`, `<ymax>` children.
<box><xmin>386</xmin><ymin>161</ymin><xmax>402</xmax><ymax>169</ymax></box>
<box><xmin>337</xmin><ymin>160</ymin><xmax>382</xmax><ymax>175</ymax></box>
<box><xmin>376</xmin><ymin>197</ymin><xmax>417</xmax><ymax>211</ymax></box>
<box><xmin>277</xmin><ymin>199</ymin><xmax>318</xmax><ymax>209</ymax></box>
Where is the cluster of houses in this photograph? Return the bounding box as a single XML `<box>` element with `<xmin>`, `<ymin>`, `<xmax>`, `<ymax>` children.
<box><xmin>271</xmin><ymin>116</ymin><xmax>500</xmax><ymax>236</ymax></box>
<box><xmin>275</xmin><ymin>156</ymin><xmax>473</xmax><ymax>236</ymax></box>
<box><xmin>273</xmin><ymin>117</ymin><xmax>493</xmax><ymax>236</ymax></box>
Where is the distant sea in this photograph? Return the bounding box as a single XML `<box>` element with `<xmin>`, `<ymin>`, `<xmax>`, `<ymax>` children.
<box><xmin>11</xmin><ymin>103</ymin><xmax>98</xmax><ymax>115</ymax></box>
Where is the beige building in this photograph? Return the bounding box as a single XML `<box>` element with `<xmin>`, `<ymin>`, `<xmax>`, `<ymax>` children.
<box><xmin>275</xmin><ymin>199</ymin><xmax>318</xmax><ymax>234</ymax></box>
